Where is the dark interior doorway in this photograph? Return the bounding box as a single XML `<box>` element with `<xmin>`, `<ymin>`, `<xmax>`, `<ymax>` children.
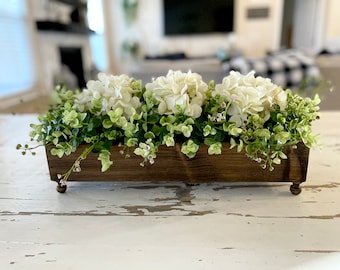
<box><xmin>59</xmin><ymin>47</ymin><xmax>86</xmax><ymax>89</ymax></box>
<box><xmin>280</xmin><ymin>0</ymin><xmax>294</xmax><ymax>49</ymax></box>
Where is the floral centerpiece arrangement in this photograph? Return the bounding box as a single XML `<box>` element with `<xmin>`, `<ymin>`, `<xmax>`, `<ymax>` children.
<box><xmin>17</xmin><ymin>70</ymin><xmax>320</xmax><ymax>185</ymax></box>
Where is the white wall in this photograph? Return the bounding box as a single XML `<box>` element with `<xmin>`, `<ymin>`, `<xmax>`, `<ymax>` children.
<box><xmin>106</xmin><ymin>0</ymin><xmax>284</xmax><ymax>74</ymax></box>
<box><xmin>323</xmin><ymin>0</ymin><xmax>340</xmax><ymax>51</ymax></box>
<box><xmin>292</xmin><ymin>0</ymin><xmax>327</xmax><ymax>54</ymax></box>
<box><xmin>325</xmin><ymin>0</ymin><xmax>340</xmax><ymax>39</ymax></box>
<box><xmin>235</xmin><ymin>0</ymin><xmax>283</xmax><ymax>56</ymax></box>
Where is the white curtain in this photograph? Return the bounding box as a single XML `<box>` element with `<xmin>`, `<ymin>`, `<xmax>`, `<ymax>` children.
<box><xmin>0</xmin><ymin>1</ymin><xmax>35</xmax><ymax>98</ymax></box>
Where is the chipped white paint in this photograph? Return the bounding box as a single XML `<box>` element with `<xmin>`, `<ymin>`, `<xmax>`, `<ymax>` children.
<box><xmin>0</xmin><ymin>112</ymin><xmax>340</xmax><ymax>269</ymax></box>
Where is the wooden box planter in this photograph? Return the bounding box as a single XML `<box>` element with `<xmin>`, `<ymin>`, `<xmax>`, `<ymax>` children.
<box><xmin>46</xmin><ymin>142</ymin><xmax>310</xmax><ymax>195</ymax></box>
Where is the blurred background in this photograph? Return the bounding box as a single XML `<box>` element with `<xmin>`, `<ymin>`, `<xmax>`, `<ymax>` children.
<box><xmin>0</xmin><ymin>0</ymin><xmax>339</xmax><ymax>113</ymax></box>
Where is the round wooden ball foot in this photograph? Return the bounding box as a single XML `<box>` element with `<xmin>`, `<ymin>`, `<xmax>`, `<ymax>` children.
<box><xmin>57</xmin><ymin>183</ymin><xmax>67</xmax><ymax>193</ymax></box>
<box><xmin>290</xmin><ymin>183</ymin><xmax>301</xmax><ymax>195</ymax></box>
<box><xmin>185</xmin><ymin>183</ymin><xmax>200</xmax><ymax>187</ymax></box>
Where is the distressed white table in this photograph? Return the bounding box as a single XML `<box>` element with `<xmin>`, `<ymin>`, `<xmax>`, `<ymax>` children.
<box><xmin>0</xmin><ymin>112</ymin><xmax>340</xmax><ymax>269</ymax></box>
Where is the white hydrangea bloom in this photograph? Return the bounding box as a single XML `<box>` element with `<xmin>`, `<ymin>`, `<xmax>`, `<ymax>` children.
<box><xmin>74</xmin><ymin>73</ymin><xmax>141</xmax><ymax>117</ymax></box>
<box><xmin>214</xmin><ymin>71</ymin><xmax>287</xmax><ymax>127</ymax></box>
<box><xmin>145</xmin><ymin>70</ymin><xmax>208</xmax><ymax>119</ymax></box>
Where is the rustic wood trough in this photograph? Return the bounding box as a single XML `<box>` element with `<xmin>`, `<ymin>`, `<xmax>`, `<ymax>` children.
<box><xmin>46</xmin><ymin>142</ymin><xmax>310</xmax><ymax>195</ymax></box>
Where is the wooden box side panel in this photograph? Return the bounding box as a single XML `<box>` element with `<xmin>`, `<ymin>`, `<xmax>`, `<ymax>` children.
<box><xmin>45</xmin><ymin>143</ymin><xmax>309</xmax><ymax>183</ymax></box>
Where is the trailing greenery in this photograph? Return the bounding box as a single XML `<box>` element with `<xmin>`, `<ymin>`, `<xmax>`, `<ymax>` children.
<box><xmin>17</xmin><ymin>70</ymin><xmax>321</xmax><ymax>184</ymax></box>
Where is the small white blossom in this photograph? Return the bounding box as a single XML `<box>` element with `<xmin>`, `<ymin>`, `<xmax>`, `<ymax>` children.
<box><xmin>59</xmin><ymin>179</ymin><xmax>67</xmax><ymax>186</ymax></box>
<box><xmin>148</xmin><ymin>155</ymin><xmax>155</xmax><ymax>164</ymax></box>
<box><xmin>216</xmin><ymin>113</ymin><xmax>224</xmax><ymax>122</ymax></box>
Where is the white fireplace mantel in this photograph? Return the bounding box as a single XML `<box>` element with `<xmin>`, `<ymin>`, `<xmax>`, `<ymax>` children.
<box><xmin>37</xmin><ymin>31</ymin><xmax>92</xmax><ymax>92</ymax></box>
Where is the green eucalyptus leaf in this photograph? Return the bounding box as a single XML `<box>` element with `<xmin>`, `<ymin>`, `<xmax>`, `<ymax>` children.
<box><xmin>204</xmin><ymin>137</ymin><xmax>216</xmax><ymax>146</ymax></box>
<box><xmin>50</xmin><ymin>148</ymin><xmax>64</xmax><ymax>158</ymax></box>
<box><xmin>148</xmin><ymin>114</ymin><xmax>159</xmax><ymax>124</ymax></box>
<box><xmin>102</xmin><ymin>119</ymin><xmax>113</xmax><ymax>129</ymax></box>
<box><xmin>144</xmin><ymin>131</ymin><xmax>155</xmax><ymax>139</ymax></box>
<box><xmin>98</xmin><ymin>150</ymin><xmax>113</xmax><ymax>172</ymax></box>
<box><xmin>272</xmin><ymin>157</ymin><xmax>281</xmax><ymax>165</ymax></box>
<box><xmin>237</xmin><ymin>140</ymin><xmax>244</xmax><ymax>153</ymax></box>
<box><xmin>208</xmin><ymin>142</ymin><xmax>222</xmax><ymax>155</ymax></box>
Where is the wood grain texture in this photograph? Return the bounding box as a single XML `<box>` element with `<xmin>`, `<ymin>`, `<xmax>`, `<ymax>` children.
<box><xmin>46</xmin><ymin>143</ymin><xmax>309</xmax><ymax>184</ymax></box>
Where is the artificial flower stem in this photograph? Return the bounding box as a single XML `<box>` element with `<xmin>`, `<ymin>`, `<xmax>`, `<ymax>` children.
<box><xmin>58</xmin><ymin>144</ymin><xmax>95</xmax><ymax>185</ymax></box>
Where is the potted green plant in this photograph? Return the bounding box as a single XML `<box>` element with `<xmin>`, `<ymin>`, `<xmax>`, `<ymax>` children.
<box><xmin>17</xmin><ymin>70</ymin><xmax>320</xmax><ymax>194</ymax></box>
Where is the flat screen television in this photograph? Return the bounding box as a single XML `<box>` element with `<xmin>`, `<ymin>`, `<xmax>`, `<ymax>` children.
<box><xmin>163</xmin><ymin>0</ymin><xmax>234</xmax><ymax>36</ymax></box>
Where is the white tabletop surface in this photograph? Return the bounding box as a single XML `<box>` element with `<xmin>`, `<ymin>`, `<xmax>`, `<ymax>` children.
<box><xmin>0</xmin><ymin>112</ymin><xmax>340</xmax><ymax>269</ymax></box>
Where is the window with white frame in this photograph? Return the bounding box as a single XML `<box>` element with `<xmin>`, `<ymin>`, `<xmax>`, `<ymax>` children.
<box><xmin>87</xmin><ymin>0</ymin><xmax>107</xmax><ymax>72</ymax></box>
<box><xmin>0</xmin><ymin>1</ymin><xmax>35</xmax><ymax>98</ymax></box>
